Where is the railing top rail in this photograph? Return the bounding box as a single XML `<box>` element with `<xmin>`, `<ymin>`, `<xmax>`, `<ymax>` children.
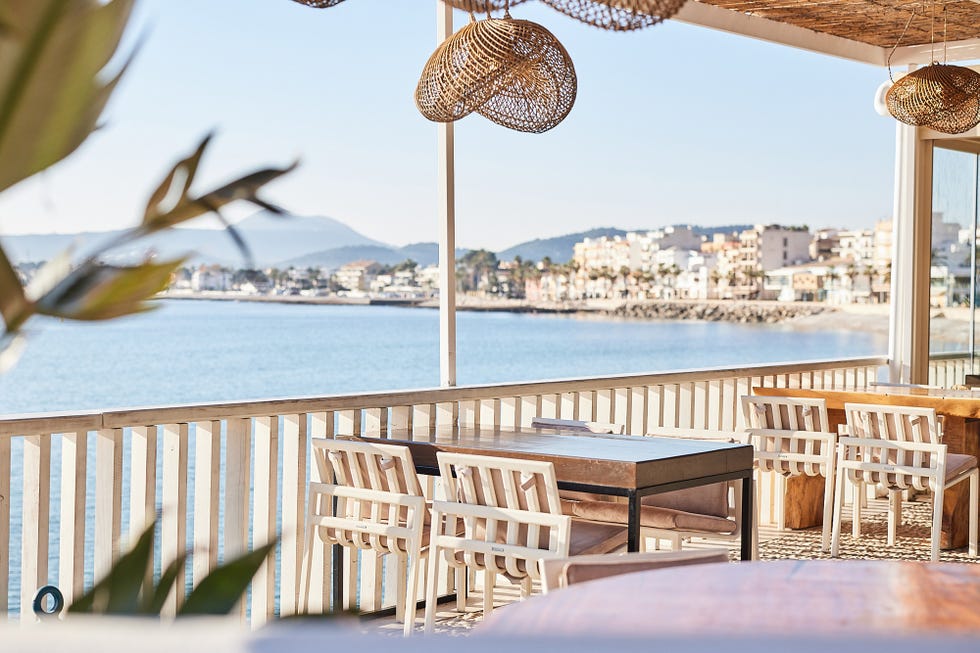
<box><xmin>927</xmin><ymin>351</ymin><xmax>972</xmax><ymax>361</ymax></box>
<box><xmin>0</xmin><ymin>355</ymin><xmax>888</xmax><ymax>433</ymax></box>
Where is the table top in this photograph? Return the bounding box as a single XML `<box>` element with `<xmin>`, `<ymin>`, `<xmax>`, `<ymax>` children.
<box><xmin>356</xmin><ymin>427</ymin><xmax>753</xmax><ymax>490</ymax></box>
<box><xmin>755</xmin><ymin>386</ymin><xmax>980</xmax><ymax>419</ymax></box>
<box><xmin>480</xmin><ymin>559</ymin><xmax>980</xmax><ymax>637</ymax></box>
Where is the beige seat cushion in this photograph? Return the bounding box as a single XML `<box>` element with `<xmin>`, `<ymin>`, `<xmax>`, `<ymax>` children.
<box><xmin>562</xmin><ymin>499</ymin><xmax>737</xmax><ymax>535</ymax></box>
<box><xmin>558</xmin><ymin>549</ymin><xmax>729</xmax><ymax>588</ymax></box>
<box><xmin>642</xmin><ymin>484</ymin><xmax>729</xmax><ymax>518</ymax></box>
<box><xmin>946</xmin><ymin>453</ymin><xmax>978</xmax><ymax>482</ymax></box>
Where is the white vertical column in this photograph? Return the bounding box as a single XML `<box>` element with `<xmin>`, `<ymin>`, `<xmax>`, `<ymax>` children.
<box><xmin>437</xmin><ymin>1</ymin><xmax>457</xmax><ymax>388</ymax></box>
<box><xmin>889</xmin><ymin>112</ymin><xmax>931</xmax><ymax>384</ymax></box>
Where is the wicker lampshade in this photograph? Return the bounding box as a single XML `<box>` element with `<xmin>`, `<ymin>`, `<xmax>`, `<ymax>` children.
<box><xmin>474</xmin><ymin>19</ymin><xmax>577</xmax><ymax>133</ymax></box>
<box><xmin>540</xmin><ymin>0</ymin><xmax>688</xmax><ymax>31</ymax></box>
<box><xmin>289</xmin><ymin>0</ymin><xmax>346</xmax><ymax>7</ymax></box>
<box><xmin>415</xmin><ymin>20</ymin><xmax>512</xmax><ymax>123</ymax></box>
<box><xmin>886</xmin><ymin>63</ymin><xmax>980</xmax><ymax>134</ymax></box>
<box><xmin>441</xmin><ymin>0</ymin><xmax>531</xmax><ymax>12</ymax></box>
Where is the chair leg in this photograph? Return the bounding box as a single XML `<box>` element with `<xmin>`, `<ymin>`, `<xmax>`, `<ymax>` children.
<box><xmin>423</xmin><ymin>548</ymin><xmax>442</xmax><ymax>634</ymax></box>
<box><xmin>820</xmin><ymin>472</ymin><xmax>835</xmax><ymax>553</ymax></box>
<box><xmin>887</xmin><ymin>489</ymin><xmax>901</xmax><ymax>547</ymax></box>
<box><xmin>831</xmin><ymin>466</ymin><xmax>846</xmax><ymax>558</ymax></box>
<box><xmin>776</xmin><ymin>474</ymin><xmax>787</xmax><ymax>531</ymax></box>
<box><xmin>970</xmin><ymin>470</ymin><xmax>979</xmax><ymax>558</ymax></box>
<box><xmin>402</xmin><ymin>552</ymin><xmax>419</xmax><ymax>637</ymax></box>
<box><xmin>520</xmin><ymin>576</ymin><xmax>532</xmax><ymax>600</ymax></box>
<box><xmin>455</xmin><ymin>568</ymin><xmax>468</xmax><ymax>613</ymax></box>
<box><xmin>931</xmin><ymin>485</ymin><xmax>945</xmax><ymax>562</ymax></box>
<box><xmin>483</xmin><ymin>571</ymin><xmax>496</xmax><ymax>616</ymax></box>
<box><xmin>299</xmin><ymin>523</ymin><xmax>315</xmax><ymax>613</ymax></box>
<box><xmin>852</xmin><ymin>481</ymin><xmax>863</xmax><ymax>539</ymax></box>
<box><xmin>394</xmin><ymin>556</ymin><xmax>407</xmax><ymax>624</ymax></box>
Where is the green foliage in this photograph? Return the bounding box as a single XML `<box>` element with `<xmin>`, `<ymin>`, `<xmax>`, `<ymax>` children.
<box><xmin>68</xmin><ymin>519</ymin><xmax>276</xmax><ymax>616</ymax></box>
<box><xmin>0</xmin><ymin>0</ymin><xmax>295</xmax><ymax>356</ymax></box>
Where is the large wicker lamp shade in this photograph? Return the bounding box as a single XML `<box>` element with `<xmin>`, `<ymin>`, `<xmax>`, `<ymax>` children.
<box><xmin>474</xmin><ymin>18</ymin><xmax>577</xmax><ymax>132</ymax></box>
<box><xmin>441</xmin><ymin>0</ymin><xmax>531</xmax><ymax>12</ymax></box>
<box><xmin>886</xmin><ymin>64</ymin><xmax>980</xmax><ymax>134</ymax></box>
<box><xmin>540</xmin><ymin>0</ymin><xmax>688</xmax><ymax>31</ymax></box>
<box><xmin>415</xmin><ymin>20</ymin><xmax>515</xmax><ymax>123</ymax></box>
<box><xmin>289</xmin><ymin>0</ymin><xmax>347</xmax><ymax>7</ymax></box>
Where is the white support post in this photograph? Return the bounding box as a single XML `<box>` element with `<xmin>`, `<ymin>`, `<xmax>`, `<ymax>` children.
<box><xmin>437</xmin><ymin>1</ymin><xmax>457</xmax><ymax>388</ymax></box>
<box><xmin>890</xmin><ymin>109</ymin><xmax>932</xmax><ymax>384</ymax></box>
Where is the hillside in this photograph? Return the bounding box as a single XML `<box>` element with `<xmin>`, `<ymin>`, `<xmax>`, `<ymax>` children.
<box><xmin>497</xmin><ymin>228</ymin><xmax>628</xmax><ymax>263</ymax></box>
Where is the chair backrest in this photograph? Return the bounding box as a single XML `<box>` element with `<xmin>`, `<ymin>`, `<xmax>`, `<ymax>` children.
<box><xmin>530</xmin><ymin>417</ymin><xmax>625</xmax><ymax>435</ymax></box>
<box><xmin>746</xmin><ymin>428</ymin><xmax>836</xmax><ymax>477</ymax></box>
<box><xmin>839</xmin><ymin>403</ymin><xmax>945</xmax><ymax>492</ymax></box>
<box><xmin>741</xmin><ymin>396</ymin><xmax>831</xmax><ymax>432</ymax></box>
<box><xmin>312</xmin><ymin>437</ymin><xmax>423</xmax><ymax>495</ymax></box>
<box><xmin>842</xmin><ymin>402</ymin><xmax>942</xmax><ymax>445</ymax></box>
<box><xmin>541</xmin><ymin>549</ymin><xmax>729</xmax><ymax>593</ymax></box>
<box><xmin>432</xmin><ymin>452</ymin><xmax>570</xmax><ymax>579</ymax></box>
<box><xmin>308</xmin><ymin>439</ymin><xmax>425</xmax><ymax>555</ymax></box>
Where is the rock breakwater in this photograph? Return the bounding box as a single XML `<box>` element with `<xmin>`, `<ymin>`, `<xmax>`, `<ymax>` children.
<box><xmin>608</xmin><ymin>301</ymin><xmax>834</xmax><ymax>323</ymax></box>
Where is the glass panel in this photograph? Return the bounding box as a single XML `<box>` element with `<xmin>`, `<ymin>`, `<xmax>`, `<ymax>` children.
<box><xmin>928</xmin><ymin>146</ymin><xmax>979</xmax><ymax>387</ymax></box>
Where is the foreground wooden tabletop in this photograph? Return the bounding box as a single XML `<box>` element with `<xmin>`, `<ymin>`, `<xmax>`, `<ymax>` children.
<box><xmin>480</xmin><ymin>560</ymin><xmax>980</xmax><ymax>637</ymax></box>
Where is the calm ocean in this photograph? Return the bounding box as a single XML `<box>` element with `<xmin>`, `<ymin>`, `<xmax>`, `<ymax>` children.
<box><xmin>1</xmin><ymin>299</ymin><xmax>887</xmax><ymax>614</ymax></box>
<box><xmin>0</xmin><ymin>299</ymin><xmax>887</xmax><ymax>414</ymax></box>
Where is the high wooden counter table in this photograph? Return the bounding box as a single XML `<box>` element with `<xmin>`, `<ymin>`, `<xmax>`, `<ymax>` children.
<box><xmin>355</xmin><ymin>427</ymin><xmax>755</xmax><ymax>557</ymax></box>
<box><xmin>755</xmin><ymin>386</ymin><xmax>980</xmax><ymax>549</ymax></box>
<box><xmin>479</xmin><ymin>560</ymin><xmax>980</xmax><ymax>637</ymax></box>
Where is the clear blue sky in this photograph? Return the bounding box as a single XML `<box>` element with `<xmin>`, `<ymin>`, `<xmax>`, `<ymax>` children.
<box><xmin>0</xmin><ymin>0</ymin><xmax>898</xmax><ymax>251</ymax></box>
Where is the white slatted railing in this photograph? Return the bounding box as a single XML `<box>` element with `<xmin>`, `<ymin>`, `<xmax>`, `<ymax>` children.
<box><xmin>927</xmin><ymin>351</ymin><xmax>974</xmax><ymax>388</ymax></box>
<box><xmin>0</xmin><ymin>355</ymin><xmax>886</xmax><ymax>623</ymax></box>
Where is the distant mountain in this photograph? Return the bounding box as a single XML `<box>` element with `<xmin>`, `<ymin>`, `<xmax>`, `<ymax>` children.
<box><xmin>280</xmin><ymin>242</ymin><xmax>469</xmax><ymax>269</ymax></box>
<box><xmin>1</xmin><ymin>213</ymin><xmax>386</xmax><ymax>267</ymax></box>
<box><xmin>692</xmin><ymin>224</ymin><xmax>753</xmax><ymax>238</ymax></box>
<box><xmin>497</xmin><ymin>228</ymin><xmax>628</xmax><ymax>264</ymax></box>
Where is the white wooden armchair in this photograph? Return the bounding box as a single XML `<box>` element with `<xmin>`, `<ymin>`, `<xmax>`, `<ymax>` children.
<box><xmin>423</xmin><ymin>452</ymin><xmax>625</xmax><ymax>632</ymax></box>
<box><xmin>832</xmin><ymin>402</ymin><xmax>979</xmax><ymax>561</ymax></box>
<box><xmin>741</xmin><ymin>395</ymin><xmax>836</xmax><ymax>551</ymax></box>
<box><xmin>300</xmin><ymin>439</ymin><xmax>426</xmax><ymax>636</ymax></box>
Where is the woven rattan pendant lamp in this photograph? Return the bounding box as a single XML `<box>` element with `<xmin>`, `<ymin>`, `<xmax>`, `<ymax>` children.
<box><xmin>473</xmin><ymin>16</ymin><xmax>577</xmax><ymax>132</ymax></box>
<box><xmin>415</xmin><ymin>7</ymin><xmax>578</xmax><ymax>133</ymax></box>
<box><xmin>540</xmin><ymin>0</ymin><xmax>688</xmax><ymax>31</ymax></box>
<box><xmin>884</xmin><ymin>6</ymin><xmax>980</xmax><ymax>134</ymax></box>
<box><xmin>289</xmin><ymin>0</ymin><xmax>346</xmax><ymax>7</ymax></box>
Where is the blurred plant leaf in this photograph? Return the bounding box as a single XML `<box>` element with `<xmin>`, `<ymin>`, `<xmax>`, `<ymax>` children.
<box><xmin>24</xmin><ymin>247</ymin><xmax>72</xmax><ymax>301</ymax></box>
<box><xmin>178</xmin><ymin>541</ymin><xmax>277</xmax><ymax>616</ymax></box>
<box><xmin>0</xmin><ymin>0</ymin><xmax>135</xmax><ymax>193</ymax></box>
<box><xmin>140</xmin><ymin>553</ymin><xmax>188</xmax><ymax>615</ymax></box>
<box><xmin>0</xmin><ymin>239</ymin><xmax>30</xmax><ymax>331</ymax></box>
<box><xmin>34</xmin><ymin>257</ymin><xmax>184</xmax><ymax>321</ymax></box>
<box><xmin>0</xmin><ymin>333</ymin><xmax>27</xmax><ymax>374</ymax></box>
<box><xmin>68</xmin><ymin>520</ymin><xmax>154</xmax><ymax>614</ymax></box>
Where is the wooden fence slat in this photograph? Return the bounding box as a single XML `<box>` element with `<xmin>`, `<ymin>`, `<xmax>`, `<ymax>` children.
<box><xmin>519</xmin><ymin>396</ymin><xmax>538</xmax><ymax>427</ymax></box>
<box><xmin>161</xmin><ymin>423</ymin><xmax>189</xmax><ymax>616</ymax></box>
<box><xmin>59</xmin><ymin>431</ymin><xmax>87</xmax><ymax>605</ymax></box>
<box><xmin>225</xmin><ymin>418</ymin><xmax>251</xmax><ymax>618</ymax></box>
<box><xmin>280</xmin><ymin>414</ymin><xmax>307</xmax><ymax>617</ymax></box>
<box><xmin>646</xmin><ymin>386</ymin><xmax>663</xmax><ymax>430</ymax></box>
<box><xmin>499</xmin><ymin>397</ymin><xmax>518</xmax><ymax>429</ymax></box>
<box><xmin>251</xmin><ymin>416</ymin><xmax>279</xmax><ymax>623</ymax></box>
<box><xmin>94</xmin><ymin>428</ymin><xmax>122</xmax><ymax>585</ymax></box>
<box><xmin>629</xmin><ymin>387</ymin><xmax>645</xmax><ymax>435</ymax></box>
<box><xmin>20</xmin><ymin>435</ymin><xmax>50</xmax><ymax>620</ymax></box>
<box><xmin>193</xmin><ymin>421</ymin><xmax>221</xmax><ymax>588</ymax></box>
<box><xmin>0</xmin><ymin>435</ymin><xmax>9</xmax><ymax>615</ymax></box>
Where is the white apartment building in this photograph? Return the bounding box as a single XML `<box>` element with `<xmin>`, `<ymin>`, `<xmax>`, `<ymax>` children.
<box><xmin>573</xmin><ymin>236</ymin><xmax>631</xmax><ymax>273</ymax></box>
<box><xmin>836</xmin><ymin>228</ymin><xmax>875</xmax><ymax>265</ymax></box>
<box><xmin>739</xmin><ymin>225</ymin><xmax>812</xmax><ymax>272</ymax></box>
<box><xmin>191</xmin><ymin>265</ymin><xmax>230</xmax><ymax>292</ymax></box>
<box><xmin>334</xmin><ymin>260</ymin><xmax>383</xmax><ymax>292</ymax></box>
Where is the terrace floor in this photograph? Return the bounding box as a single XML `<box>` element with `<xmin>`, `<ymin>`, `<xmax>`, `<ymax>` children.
<box><xmin>366</xmin><ymin>497</ymin><xmax>980</xmax><ymax>636</ymax></box>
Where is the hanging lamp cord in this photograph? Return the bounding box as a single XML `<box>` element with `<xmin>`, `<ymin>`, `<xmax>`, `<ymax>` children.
<box><xmin>887</xmin><ymin>10</ymin><xmax>916</xmax><ymax>82</ymax></box>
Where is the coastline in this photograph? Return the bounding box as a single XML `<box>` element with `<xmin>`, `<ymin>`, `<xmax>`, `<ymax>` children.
<box><xmin>160</xmin><ymin>291</ymin><xmax>969</xmax><ymax>344</ymax></box>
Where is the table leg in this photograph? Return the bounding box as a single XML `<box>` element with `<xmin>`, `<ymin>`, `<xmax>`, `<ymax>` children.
<box><xmin>628</xmin><ymin>490</ymin><xmax>641</xmax><ymax>552</ymax></box>
<box><xmin>332</xmin><ymin>543</ymin><xmax>343</xmax><ymax>610</ymax></box>
<box><xmin>741</xmin><ymin>474</ymin><xmax>754</xmax><ymax>561</ymax></box>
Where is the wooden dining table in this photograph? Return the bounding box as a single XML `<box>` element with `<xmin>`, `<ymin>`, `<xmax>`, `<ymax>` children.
<box><xmin>755</xmin><ymin>385</ymin><xmax>980</xmax><ymax>548</ymax></box>
<box><xmin>356</xmin><ymin>426</ymin><xmax>755</xmax><ymax>557</ymax></box>
<box><xmin>479</xmin><ymin>559</ymin><xmax>980</xmax><ymax>637</ymax></box>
